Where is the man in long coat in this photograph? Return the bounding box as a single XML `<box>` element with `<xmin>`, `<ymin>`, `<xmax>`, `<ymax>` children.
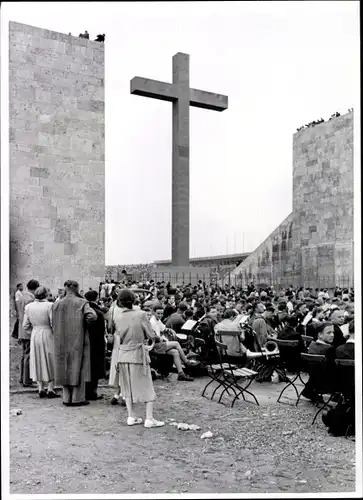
<box><xmin>52</xmin><ymin>280</ymin><xmax>97</xmax><ymax>406</ymax></box>
<box><xmin>84</xmin><ymin>290</ymin><xmax>106</xmax><ymax>400</ymax></box>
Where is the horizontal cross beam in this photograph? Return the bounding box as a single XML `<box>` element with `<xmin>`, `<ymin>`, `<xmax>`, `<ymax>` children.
<box><xmin>130</xmin><ymin>77</ymin><xmax>177</xmax><ymax>102</ymax></box>
<box><xmin>131</xmin><ymin>77</ymin><xmax>228</xmax><ymax>111</ymax></box>
<box><xmin>189</xmin><ymin>88</ymin><xmax>228</xmax><ymax>111</ymax></box>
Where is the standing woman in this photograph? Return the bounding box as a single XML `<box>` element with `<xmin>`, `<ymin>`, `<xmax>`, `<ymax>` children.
<box><xmin>108</xmin><ymin>295</ymin><xmax>125</xmax><ymax>406</ymax></box>
<box><xmin>23</xmin><ymin>286</ymin><xmax>60</xmax><ymax>398</ymax></box>
<box><xmin>113</xmin><ymin>289</ymin><xmax>164</xmax><ymax>428</ymax></box>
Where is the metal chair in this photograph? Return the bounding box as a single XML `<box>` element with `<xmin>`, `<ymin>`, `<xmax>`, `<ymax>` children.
<box><xmin>296</xmin><ymin>353</ymin><xmax>339</xmax><ymax>424</ymax></box>
<box><xmin>201</xmin><ymin>335</ymin><xmax>238</xmax><ymax>401</ymax></box>
<box><xmin>213</xmin><ymin>335</ymin><xmax>259</xmax><ymax>407</ymax></box>
<box><xmin>274</xmin><ymin>339</ymin><xmax>305</xmax><ymax>404</ymax></box>
<box><xmin>334</xmin><ymin>358</ymin><xmax>355</xmax><ymax>402</ymax></box>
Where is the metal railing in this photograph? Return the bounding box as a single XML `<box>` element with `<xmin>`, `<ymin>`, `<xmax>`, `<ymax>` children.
<box><xmin>122</xmin><ymin>271</ymin><xmax>354</xmax><ymax>291</ymax></box>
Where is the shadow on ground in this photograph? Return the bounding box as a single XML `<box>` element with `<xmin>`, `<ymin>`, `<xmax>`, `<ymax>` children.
<box><xmin>9</xmin><ymin>352</ymin><xmax>356</xmax><ymax>494</ymax></box>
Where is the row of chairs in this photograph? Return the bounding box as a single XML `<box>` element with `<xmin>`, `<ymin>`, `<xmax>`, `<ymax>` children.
<box><xmin>201</xmin><ymin>331</ymin><xmax>354</xmax><ymax>426</ymax></box>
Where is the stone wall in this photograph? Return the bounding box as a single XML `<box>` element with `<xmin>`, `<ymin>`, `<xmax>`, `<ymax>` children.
<box><xmin>292</xmin><ymin>111</ymin><xmax>353</xmax><ymax>288</ymax></box>
<box><xmin>231</xmin><ymin>213</ymin><xmax>296</xmax><ymax>286</ymax></box>
<box><xmin>9</xmin><ymin>22</ymin><xmax>105</xmax><ymax>293</ymax></box>
<box><xmin>232</xmin><ymin>111</ymin><xmax>354</xmax><ymax>288</ymax></box>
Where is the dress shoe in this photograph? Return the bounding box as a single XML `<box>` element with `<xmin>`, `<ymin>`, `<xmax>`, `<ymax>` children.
<box><xmin>47</xmin><ymin>391</ymin><xmax>61</xmax><ymax>399</ymax></box>
<box><xmin>110</xmin><ymin>397</ymin><xmax>119</xmax><ymax>405</ymax></box>
<box><xmin>87</xmin><ymin>394</ymin><xmax>103</xmax><ymax>401</ymax></box>
<box><xmin>63</xmin><ymin>401</ymin><xmax>90</xmax><ymax>407</ymax></box>
<box><xmin>39</xmin><ymin>390</ymin><xmax>47</xmax><ymax>398</ymax></box>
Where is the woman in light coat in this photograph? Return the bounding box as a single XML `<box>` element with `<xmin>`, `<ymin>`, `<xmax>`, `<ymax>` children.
<box><xmin>108</xmin><ymin>298</ymin><xmax>126</xmax><ymax>406</ymax></box>
<box><xmin>112</xmin><ymin>289</ymin><xmax>164</xmax><ymax>428</ymax></box>
<box><xmin>23</xmin><ymin>286</ymin><xmax>60</xmax><ymax>398</ymax></box>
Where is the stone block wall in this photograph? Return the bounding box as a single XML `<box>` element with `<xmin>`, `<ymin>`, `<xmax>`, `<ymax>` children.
<box><xmin>292</xmin><ymin>111</ymin><xmax>353</xmax><ymax>287</ymax></box>
<box><xmin>9</xmin><ymin>22</ymin><xmax>105</xmax><ymax>293</ymax></box>
<box><xmin>231</xmin><ymin>213</ymin><xmax>296</xmax><ymax>286</ymax></box>
<box><xmin>232</xmin><ymin>111</ymin><xmax>353</xmax><ymax>288</ymax></box>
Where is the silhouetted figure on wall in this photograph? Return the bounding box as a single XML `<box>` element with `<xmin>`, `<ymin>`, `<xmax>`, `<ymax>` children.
<box><xmin>79</xmin><ymin>30</ymin><xmax>89</xmax><ymax>39</ymax></box>
<box><xmin>95</xmin><ymin>33</ymin><xmax>105</xmax><ymax>42</ymax></box>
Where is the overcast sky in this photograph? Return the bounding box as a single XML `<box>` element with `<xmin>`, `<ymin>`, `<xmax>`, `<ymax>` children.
<box><xmin>1</xmin><ymin>1</ymin><xmax>360</xmax><ymax>265</ymax></box>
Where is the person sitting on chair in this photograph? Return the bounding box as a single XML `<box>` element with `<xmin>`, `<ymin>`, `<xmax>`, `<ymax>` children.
<box><xmin>336</xmin><ymin>320</ymin><xmax>354</xmax><ymax>360</ymax></box>
<box><xmin>149</xmin><ymin>306</ymin><xmax>196</xmax><ymax>381</ymax></box>
<box><xmin>215</xmin><ymin>309</ymin><xmax>278</xmax><ymax>365</ymax></box>
<box><xmin>329</xmin><ymin>309</ymin><xmax>348</xmax><ymax>348</ymax></box>
<box><xmin>277</xmin><ymin>315</ymin><xmax>305</xmax><ymax>351</ymax></box>
<box><xmin>301</xmin><ymin>322</ymin><xmax>336</xmax><ymax>403</ymax></box>
<box><xmin>165</xmin><ymin>303</ymin><xmax>188</xmax><ymax>333</ymax></box>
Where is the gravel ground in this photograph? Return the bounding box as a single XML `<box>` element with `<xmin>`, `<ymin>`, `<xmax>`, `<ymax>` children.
<box><xmin>9</xmin><ymin>367</ymin><xmax>356</xmax><ymax>495</ymax></box>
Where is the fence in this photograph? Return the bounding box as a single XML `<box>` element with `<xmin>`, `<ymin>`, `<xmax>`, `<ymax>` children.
<box><xmin>126</xmin><ymin>271</ymin><xmax>354</xmax><ymax>291</ymax></box>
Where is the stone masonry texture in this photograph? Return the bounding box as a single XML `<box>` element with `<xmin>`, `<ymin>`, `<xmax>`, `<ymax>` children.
<box><xmin>9</xmin><ymin>22</ymin><xmax>105</xmax><ymax>293</ymax></box>
<box><xmin>232</xmin><ymin>111</ymin><xmax>354</xmax><ymax>289</ymax></box>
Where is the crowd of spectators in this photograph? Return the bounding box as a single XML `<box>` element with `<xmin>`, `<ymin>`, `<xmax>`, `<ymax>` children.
<box><xmin>296</xmin><ymin>110</ymin><xmax>347</xmax><ymax>132</ymax></box>
<box><xmin>12</xmin><ymin>277</ymin><xmax>355</xmax><ymax>434</ymax></box>
<box><xmin>68</xmin><ymin>30</ymin><xmax>105</xmax><ymax>42</ymax></box>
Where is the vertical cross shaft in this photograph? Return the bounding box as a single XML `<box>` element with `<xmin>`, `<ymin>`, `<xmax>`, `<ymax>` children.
<box><xmin>172</xmin><ymin>53</ymin><xmax>190</xmax><ymax>267</ymax></box>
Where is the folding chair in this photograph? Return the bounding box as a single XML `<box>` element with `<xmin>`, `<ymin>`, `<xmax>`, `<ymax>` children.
<box><xmin>334</xmin><ymin>358</ymin><xmax>355</xmax><ymax>402</ymax></box>
<box><xmin>201</xmin><ymin>361</ymin><xmax>239</xmax><ymax>401</ymax></box>
<box><xmin>296</xmin><ymin>353</ymin><xmax>339</xmax><ymax>424</ymax></box>
<box><xmin>213</xmin><ymin>335</ymin><xmax>259</xmax><ymax>407</ymax></box>
<box><xmin>335</xmin><ymin>358</ymin><xmax>355</xmax><ymax>437</ymax></box>
<box><xmin>202</xmin><ymin>337</ymin><xmax>236</xmax><ymax>400</ymax></box>
<box><xmin>274</xmin><ymin>339</ymin><xmax>305</xmax><ymax>403</ymax></box>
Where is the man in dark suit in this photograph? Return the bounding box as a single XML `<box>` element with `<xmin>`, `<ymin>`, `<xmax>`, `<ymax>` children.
<box><xmin>165</xmin><ymin>303</ymin><xmax>188</xmax><ymax>333</ymax></box>
<box><xmin>294</xmin><ymin>301</ymin><xmax>308</xmax><ymax>336</ymax></box>
<box><xmin>85</xmin><ymin>290</ymin><xmax>107</xmax><ymax>400</ymax></box>
<box><xmin>336</xmin><ymin>320</ymin><xmax>354</xmax><ymax>359</ymax></box>
<box><xmin>329</xmin><ymin>309</ymin><xmax>348</xmax><ymax>348</ymax></box>
<box><xmin>335</xmin><ymin>320</ymin><xmax>354</xmax><ymax>402</ymax></box>
<box><xmin>277</xmin><ymin>315</ymin><xmax>305</xmax><ymax>373</ymax></box>
<box><xmin>278</xmin><ymin>315</ymin><xmax>305</xmax><ymax>348</ymax></box>
<box><xmin>301</xmin><ymin>322</ymin><xmax>336</xmax><ymax>403</ymax></box>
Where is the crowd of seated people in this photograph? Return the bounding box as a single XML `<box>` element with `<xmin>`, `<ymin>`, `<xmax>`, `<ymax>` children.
<box><xmin>95</xmin><ymin>279</ymin><xmax>353</xmax><ymax>383</ymax></box>
<box><xmin>15</xmin><ymin>278</ymin><xmax>354</xmax><ymax>390</ymax></box>
<box><xmin>12</xmin><ymin>276</ymin><xmax>355</xmax><ymax>434</ymax></box>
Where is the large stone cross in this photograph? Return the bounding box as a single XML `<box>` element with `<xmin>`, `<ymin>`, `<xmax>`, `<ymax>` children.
<box><xmin>130</xmin><ymin>52</ymin><xmax>228</xmax><ymax>267</ymax></box>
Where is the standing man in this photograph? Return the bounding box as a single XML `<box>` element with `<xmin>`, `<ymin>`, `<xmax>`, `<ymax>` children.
<box><xmin>17</xmin><ymin>279</ymin><xmax>39</xmax><ymax>387</ymax></box>
<box><xmin>11</xmin><ymin>283</ymin><xmax>23</xmax><ymax>339</ymax></box>
<box><xmin>52</xmin><ymin>280</ymin><xmax>97</xmax><ymax>406</ymax></box>
<box><xmin>84</xmin><ymin>290</ymin><xmax>107</xmax><ymax>400</ymax></box>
